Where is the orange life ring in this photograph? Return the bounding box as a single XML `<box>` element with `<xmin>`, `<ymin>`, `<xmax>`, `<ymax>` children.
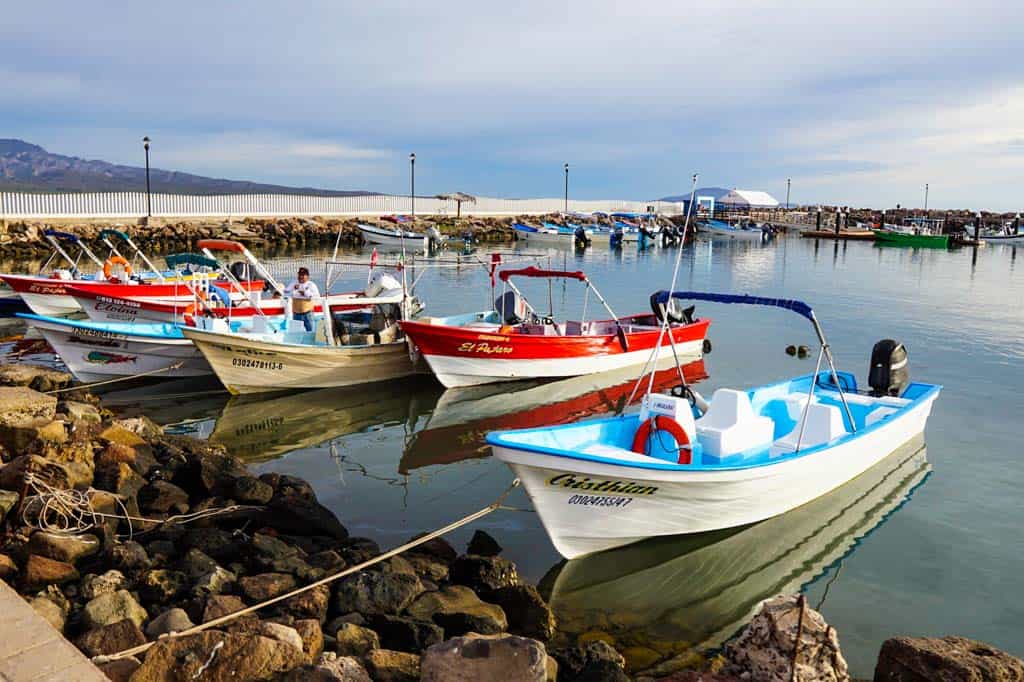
<box><xmin>631</xmin><ymin>415</ymin><xmax>692</xmax><ymax>464</ymax></box>
<box><xmin>103</xmin><ymin>256</ymin><xmax>133</xmax><ymax>282</ymax></box>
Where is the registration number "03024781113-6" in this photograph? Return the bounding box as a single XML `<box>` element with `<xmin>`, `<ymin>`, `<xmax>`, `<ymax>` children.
<box><xmin>566</xmin><ymin>494</ymin><xmax>633</xmax><ymax>508</ymax></box>
<box><xmin>231</xmin><ymin>357</ymin><xmax>283</xmax><ymax>371</ymax></box>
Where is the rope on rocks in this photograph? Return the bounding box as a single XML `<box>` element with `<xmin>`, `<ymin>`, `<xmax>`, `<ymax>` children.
<box><xmin>45</xmin><ymin>361</ymin><xmax>186</xmax><ymax>394</ymax></box>
<box><xmin>92</xmin><ymin>477</ymin><xmax>521</xmax><ymax>664</ymax></box>
<box><xmin>21</xmin><ymin>473</ymin><xmax>262</xmax><ymax>540</ymax></box>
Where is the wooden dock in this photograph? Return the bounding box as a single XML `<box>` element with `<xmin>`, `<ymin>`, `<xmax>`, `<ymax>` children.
<box><xmin>0</xmin><ymin>579</ymin><xmax>106</xmax><ymax>681</ymax></box>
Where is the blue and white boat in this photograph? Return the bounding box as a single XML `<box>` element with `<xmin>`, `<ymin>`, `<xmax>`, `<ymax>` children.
<box><xmin>700</xmin><ymin>219</ymin><xmax>771</xmax><ymax>240</ymax></box>
<box><xmin>487</xmin><ymin>291</ymin><xmax>941</xmax><ymax>558</ymax></box>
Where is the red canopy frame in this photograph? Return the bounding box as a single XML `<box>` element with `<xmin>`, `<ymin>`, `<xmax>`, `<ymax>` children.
<box><xmin>196</xmin><ymin>239</ymin><xmax>246</xmax><ymax>253</ymax></box>
<box><xmin>498</xmin><ymin>266</ymin><xmax>586</xmax><ymax>283</ymax></box>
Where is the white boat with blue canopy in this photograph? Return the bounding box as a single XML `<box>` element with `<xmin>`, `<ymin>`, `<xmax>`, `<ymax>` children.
<box><xmin>700</xmin><ymin>219</ymin><xmax>771</xmax><ymax>240</ymax></box>
<box><xmin>487</xmin><ymin>291</ymin><xmax>941</xmax><ymax>559</ymax></box>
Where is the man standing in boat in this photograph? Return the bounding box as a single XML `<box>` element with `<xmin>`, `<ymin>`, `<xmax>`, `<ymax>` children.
<box><xmin>287</xmin><ymin>267</ymin><xmax>320</xmax><ymax>331</ymax></box>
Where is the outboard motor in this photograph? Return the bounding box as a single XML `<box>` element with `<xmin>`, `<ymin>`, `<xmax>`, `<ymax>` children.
<box><xmin>573</xmin><ymin>225</ymin><xmax>590</xmax><ymax>248</ymax></box>
<box><xmin>365</xmin><ymin>271</ymin><xmax>402</xmax><ymax>298</ymax></box>
<box><xmin>868</xmin><ymin>339</ymin><xmax>909</xmax><ymax>397</ymax></box>
<box><xmin>426</xmin><ymin>226</ymin><xmax>443</xmax><ymax>250</ymax></box>
<box><xmin>230</xmin><ymin>261</ymin><xmax>252</xmax><ymax>281</ymax></box>
<box><xmin>650</xmin><ymin>293</ymin><xmax>695</xmax><ymax>324</ymax></box>
<box><xmin>609</xmin><ymin>228</ymin><xmax>623</xmax><ymax>249</ymax></box>
<box><xmin>494</xmin><ymin>290</ymin><xmax>527</xmax><ymax>325</ymax></box>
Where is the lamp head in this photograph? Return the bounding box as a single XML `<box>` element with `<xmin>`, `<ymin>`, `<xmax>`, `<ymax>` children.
<box><xmin>410</xmin><ymin>152</ymin><xmax>415</xmax><ymax>162</ymax></box>
<box><xmin>143</xmin><ymin>136</ymin><xmax>150</xmax><ymax>150</ymax></box>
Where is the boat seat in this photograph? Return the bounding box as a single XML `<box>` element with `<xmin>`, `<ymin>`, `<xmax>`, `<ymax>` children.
<box><xmin>695</xmin><ymin>389</ymin><xmax>775</xmax><ymax>462</ymax></box>
<box><xmin>771</xmin><ymin>402</ymin><xmax>848</xmax><ymax>456</ymax></box>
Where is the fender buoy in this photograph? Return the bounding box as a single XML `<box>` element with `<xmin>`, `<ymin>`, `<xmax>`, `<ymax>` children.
<box><xmin>103</xmin><ymin>256</ymin><xmax>133</xmax><ymax>282</ymax></box>
<box><xmin>631</xmin><ymin>415</ymin><xmax>691</xmax><ymax>464</ymax></box>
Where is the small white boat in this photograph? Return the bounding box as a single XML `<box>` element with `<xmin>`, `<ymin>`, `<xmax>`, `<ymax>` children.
<box><xmin>700</xmin><ymin>219</ymin><xmax>771</xmax><ymax>240</ymax></box>
<box><xmin>357</xmin><ymin>223</ymin><xmax>428</xmax><ymax>249</ymax></box>
<box><xmin>512</xmin><ymin>223</ymin><xmax>569</xmax><ymax>244</ymax></box>
<box><xmin>20</xmin><ymin>314</ymin><xmax>213</xmax><ymax>382</ymax></box>
<box><xmin>487</xmin><ymin>291</ymin><xmax>941</xmax><ymax>559</ymax></box>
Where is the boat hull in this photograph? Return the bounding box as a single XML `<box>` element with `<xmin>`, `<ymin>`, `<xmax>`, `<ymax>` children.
<box><xmin>873</xmin><ymin>230</ymin><xmax>949</xmax><ymax>248</ymax></box>
<box><xmin>402</xmin><ymin>317</ymin><xmax>710</xmax><ymax>388</ymax></box>
<box><xmin>181</xmin><ymin>328</ymin><xmax>420</xmax><ymax>394</ymax></box>
<box><xmin>493</xmin><ymin>390</ymin><xmax>938</xmax><ymax>559</ymax></box>
<box><xmin>358</xmin><ymin>224</ymin><xmax>427</xmax><ymax>248</ymax></box>
<box><xmin>28</xmin><ymin>318</ymin><xmax>211</xmax><ymax>382</ymax></box>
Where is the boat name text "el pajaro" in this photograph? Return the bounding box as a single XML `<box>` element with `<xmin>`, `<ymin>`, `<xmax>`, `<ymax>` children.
<box><xmin>547</xmin><ymin>474</ymin><xmax>658</xmax><ymax>495</ymax></box>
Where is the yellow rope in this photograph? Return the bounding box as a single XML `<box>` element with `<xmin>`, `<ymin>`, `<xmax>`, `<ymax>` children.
<box><xmin>46</xmin><ymin>361</ymin><xmax>186</xmax><ymax>394</ymax></box>
<box><xmin>92</xmin><ymin>478</ymin><xmax>520</xmax><ymax>664</ymax></box>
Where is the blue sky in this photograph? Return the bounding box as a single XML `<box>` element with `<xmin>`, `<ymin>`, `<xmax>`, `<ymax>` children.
<box><xmin>3</xmin><ymin>1</ymin><xmax>1023</xmax><ymax>209</ymax></box>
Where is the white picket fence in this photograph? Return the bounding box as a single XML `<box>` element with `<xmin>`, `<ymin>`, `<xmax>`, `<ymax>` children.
<box><xmin>0</xmin><ymin>191</ymin><xmax>682</xmax><ymax>219</ymax></box>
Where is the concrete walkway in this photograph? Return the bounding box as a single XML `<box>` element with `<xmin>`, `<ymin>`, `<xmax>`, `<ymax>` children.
<box><xmin>0</xmin><ymin>580</ymin><xmax>106</xmax><ymax>681</ymax></box>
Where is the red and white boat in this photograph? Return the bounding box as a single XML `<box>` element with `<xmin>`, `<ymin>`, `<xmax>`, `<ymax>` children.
<box><xmin>400</xmin><ymin>266</ymin><xmax>711</xmax><ymax>388</ymax></box>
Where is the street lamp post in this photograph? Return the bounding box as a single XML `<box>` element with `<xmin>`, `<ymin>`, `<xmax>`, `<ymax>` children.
<box><xmin>564</xmin><ymin>163</ymin><xmax>569</xmax><ymax>213</ymax></box>
<box><xmin>786</xmin><ymin>178</ymin><xmax>791</xmax><ymax>210</ymax></box>
<box><xmin>409</xmin><ymin>153</ymin><xmax>416</xmax><ymax>218</ymax></box>
<box><xmin>924</xmin><ymin>183</ymin><xmax>929</xmax><ymax>213</ymax></box>
<box><xmin>142</xmin><ymin>136</ymin><xmax>152</xmax><ymax>219</ymax></box>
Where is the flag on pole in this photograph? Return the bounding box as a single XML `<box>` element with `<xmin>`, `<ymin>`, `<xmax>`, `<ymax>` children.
<box><xmin>489</xmin><ymin>253</ymin><xmax>502</xmax><ymax>286</ymax></box>
<box><xmin>370</xmin><ymin>248</ymin><xmax>379</xmax><ymax>267</ymax></box>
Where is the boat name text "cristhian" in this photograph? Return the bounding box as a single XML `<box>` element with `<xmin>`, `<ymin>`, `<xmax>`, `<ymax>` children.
<box><xmin>547</xmin><ymin>474</ymin><xmax>658</xmax><ymax>495</ymax></box>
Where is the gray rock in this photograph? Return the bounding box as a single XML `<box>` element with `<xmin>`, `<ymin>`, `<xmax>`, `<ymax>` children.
<box><xmin>405</xmin><ymin>585</ymin><xmax>507</xmax><ymax>636</ymax></box>
<box><xmin>491</xmin><ymin>584</ymin><xmax>557</xmax><ymax>641</ymax></box>
<box><xmin>202</xmin><ymin>594</ymin><xmax>248</xmax><ymax>623</ymax></box>
<box><xmin>552</xmin><ymin>639</ymin><xmax>628</xmax><ymax>682</ymax></box>
<box><xmin>259</xmin><ymin>621</ymin><xmax>305</xmax><ymax>653</ymax></box>
<box><xmin>138</xmin><ymin>568</ymin><xmax>188</xmax><ymax>604</ymax></box>
<box><xmin>333</xmin><ymin>622</ymin><xmax>380</xmax><ymax>657</ymax></box>
<box><xmin>280</xmin><ymin>583</ymin><xmax>330</xmax><ymax>623</ymax></box>
<box><xmin>129</xmin><ymin>631</ymin><xmax>306</xmax><ymax>681</ymax></box>
<box><xmin>724</xmin><ymin>595</ymin><xmax>847</xmax><ymax>682</ymax></box>
<box><xmin>192</xmin><ymin>566</ymin><xmax>236</xmax><ymax>597</ymax></box>
<box><xmin>145</xmin><ymin>607</ymin><xmax>195</xmax><ymax>638</ymax></box>
<box><xmin>27</xmin><ymin>530</ymin><xmax>100</xmax><ymax>564</ymax></box>
<box><xmin>81</xmin><ymin>569</ymin><xmax>129</xmax><ymax>600</ymax></box>
<box><xmin>333</xmin><ymin>570</ymin><xmax>423</xmax><ymax>616</ymax></box>
<box><xmin>466</xmin><ymin>529</ymin><xmax>503</xmax><ymax>556</ymax></box>
<box><xmin>448</xmin><ymin>554</ymin><xmax>519</xmax><ymax>598</ymax></box>
<box><xmin>178</xmin><ymin>547</ymin><xmax>221</xmax><ymax>579</ymax></box>
<box><xmin>280</xmin><ymin>652</ymin><xmax>371</xmax><ymax>681</ymax></box>
<box><xmin>366</xmin><ymin>613</ymin><xmax>444</xmax><ymax>653</ymax></box>
<box><xmin>74</xmin><ymin>618</ymin><xmax>147</xmax><ymax>657</ymax></box>
<box><xmin>60</xmin><ymin>400</ymin><xmax>101</xmax><ymax>424</ymax></box>
<box><xmin>105</xmin><ymin>540</ymin><xmax>150</xmax><ymax>572</ymax></box>
<box><xmin>0</xmin><ymin>364</ymin><xmax>72</xmax><ymax>393</ymax></box>
<box><xmin>363</xmin><ymin>648</ymin><xmax>421</xmax><ymax>682</ymax></box>
<box><xmin>239</xmin><ymin>572</ymin><xmax>296</xmax><ymax>601</ymax></box>
<box><xmin>251</xmin><ymin>532</ymin><xmax>302</xmax><ymax>560</ymax></box>
<box><xmin>137</xmin><ymin>480</ymin><xmax>190</xmax><ymax>514</ymax></box>
<box><xmin>232</xmin><ymin>476</ymin><xmax>274</xmax><ymax>504</ymax></box>
<box><xmin>421</xmin><ymin>633</ymin><xmax>550</xmax><ymax>682</ymax></box>
<box><xmin>82</xmin><ymin>589</ymin><xmax>148</xmax><ymax>629</ymax></box>
<box><xmin>874</xmin><ymin>636</ymin><xmax>1024</xmax><ymax>682</ymax></box>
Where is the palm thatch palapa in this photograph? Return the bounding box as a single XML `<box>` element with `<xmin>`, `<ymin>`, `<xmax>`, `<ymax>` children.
<box><xmin>435</xmin><ymin>192</ymin><xmax>477</xmax><ymax>218</ymax></box>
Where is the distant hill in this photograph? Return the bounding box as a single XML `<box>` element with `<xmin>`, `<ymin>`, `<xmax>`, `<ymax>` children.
<box><xmin>0</xmin><ymin>139</ymin><xmax>379</xmax><ymax>196</ymax></box>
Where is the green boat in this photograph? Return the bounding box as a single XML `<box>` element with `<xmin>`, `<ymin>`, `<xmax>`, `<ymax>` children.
<box><xmin>873</xmin><ymin>229</ymin><xmax>950</xmax><ymax>248</ymax></box>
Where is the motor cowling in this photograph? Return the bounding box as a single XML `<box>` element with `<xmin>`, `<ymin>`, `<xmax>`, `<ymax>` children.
<box><xmin>868</xmin><ymin>339</ymin><xmax>909</xmax><ymax>397</ymax></box>
<box><xmin>494</xmin><ymin>290</ymin><xmax>527</xmax><ymax>325</ymax></box>
<box><xmin>365</xmin><ymin>271</ymin><xmax>402</xmax><ymax>298</ymax></box>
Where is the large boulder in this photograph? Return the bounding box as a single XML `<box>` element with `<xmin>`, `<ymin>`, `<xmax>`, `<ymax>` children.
<box><xmin>146</xmin><ymin>607</ymin><xmax>195</xmax><ymax>638</ymax></box>
<box><xmin>421</xmin><ymin>633</ymin><xmax>551</xmax><ymax>682</ymax></box>
<box><xmin>131</xmin><ymin>631</ymin><xmax>307</xmax><ymax>681</ymax></box>
<box><xmin>405</xmin><ymin>585</ymin><xmax>507</xmax><ymax>636</ymax></box>
<box><xmin>363</xmin><ymin>648</ymin><xmax>421</xmax><ymax>682</ymax></box>
<box><xmin>293</xmin><ymin>618</ymin><xmax>325</xmax><ymax>661</ymax></box>
<box><xmin>0</xmin><ymin>454</ymin><xmax>71</xmax><ymax>491</ymax></box>
<box><xmin>724</xmin><ymin>595</ymin><xmax>848</xmax><ymax>682</ymax></box>
<box><xmin>139</xmin><ymin>569</ymin><xmax>189</xmax><ymax>604</ymax></box>
<box><xmin>333</xmin><ymin>570</ymin><xmax>424</xmax><ymax>616</ymax></box>
<box><xmin>137</xmin><ymin>480</ymin><xmax>190</xmax><ymax>514</ymax></box>
<box><xmin>448</xmin><ymin>554</ymin><xmax>519</xmax><ymax>598</ymax></box>
<box><xmin>81</xmin><ymin>569</ymin><xmax>129</xmax><ymax>599</ymax></box>
<box><xmin>874</xmin><ymin>636</ymin><xmax>1024</xmax><ymax>681</ymax></box>
<box><xmin>279</xmin><ymin>653</ymin><xmax>372</xmax><ymax>681</ymax></box>
<box><xmin>82</xmin><ymin>589</ymin><xmax>149</xmax><ymax>629</ymax></box>
<box><xmin>239</xmin><ymin>572</ymin><xmax>297</xmax><ymax>602</ymax></box>
<box><xmin>491</xmin><ymin>584</ymin><xmax>557</xmax><ymax>641</ymax></box>
<box><xmin>259</xmin><ymin>621</ymin><xmax>305</xmax><ymax>655</ymax></box>
<box><xmin>280</xmin><ymin>583</ymin><xmax>330</xmax><ymax>622</ymax></box>
<box><xmin>263</xmin><ymin>493</ymin><xmax>349</xmax><ymax>540</ymax></box>
<box><xmin>466</xmin><ymin>529</ymin><xmax>503</xmax><ymax>556</ymax></box>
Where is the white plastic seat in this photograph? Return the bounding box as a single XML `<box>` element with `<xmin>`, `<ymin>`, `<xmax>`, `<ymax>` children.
<box><xmin>771</xmin><ymin>402</ymin><xmax>848</xmax><ymax>456</ymax></box>
<box><xmin>695</xmin><ymin>389</ymin><xmax>775</xmax><ymax>461</ymax></box>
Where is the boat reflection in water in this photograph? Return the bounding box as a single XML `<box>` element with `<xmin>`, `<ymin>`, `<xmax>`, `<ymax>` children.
<box><xmin>541</xmin><ymin>439</ymin><xmax>930</xmax><ymax>674</ymax></box>
<box><xmin>400</xmin><ymin>357</ymin><xmax>707</xmax><ymax>473</ymax></box>
<box><xmin>209</xmin><ymin>377</ymin><xmax>443</xmax><ymax>463</ymax></box>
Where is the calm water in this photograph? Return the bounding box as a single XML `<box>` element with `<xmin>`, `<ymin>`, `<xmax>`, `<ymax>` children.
<box><xmin>4</xmin><ymin>235</ymin><xmax>1022</xmax><ymax>675</ymax></box>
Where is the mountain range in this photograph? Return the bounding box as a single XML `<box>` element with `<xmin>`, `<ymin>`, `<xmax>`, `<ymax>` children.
<box><xmin>0</xmin><ymin>139</ymin><xmax>377</xmax><ymax>196</ymax></box>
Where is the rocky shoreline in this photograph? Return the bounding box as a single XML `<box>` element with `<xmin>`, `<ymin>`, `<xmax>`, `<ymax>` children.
<box><xmin>0</xmin><ymin>214</ymin><xmax>685</xmax><ymax>260</ymax></box>
<box><xmin>0</xmin><ymin>364</ymin><xmax>1020</xmax><ymax>681</ymax></box>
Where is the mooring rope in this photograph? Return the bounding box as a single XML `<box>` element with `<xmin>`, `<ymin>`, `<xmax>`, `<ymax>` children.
<box><xmin>45</xmin><ymin>361</ymin><xmax>186</xmax><ymax>394</ymax></box>
<box><xmin>21</xmin><ymin>473</ymin><xmax>262</xmax><ymax>541</ymax></box>
<box><xmin>92</xmin><ymin>478</ymin><xmax>521</xmax><ymax>664</ymax></box>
